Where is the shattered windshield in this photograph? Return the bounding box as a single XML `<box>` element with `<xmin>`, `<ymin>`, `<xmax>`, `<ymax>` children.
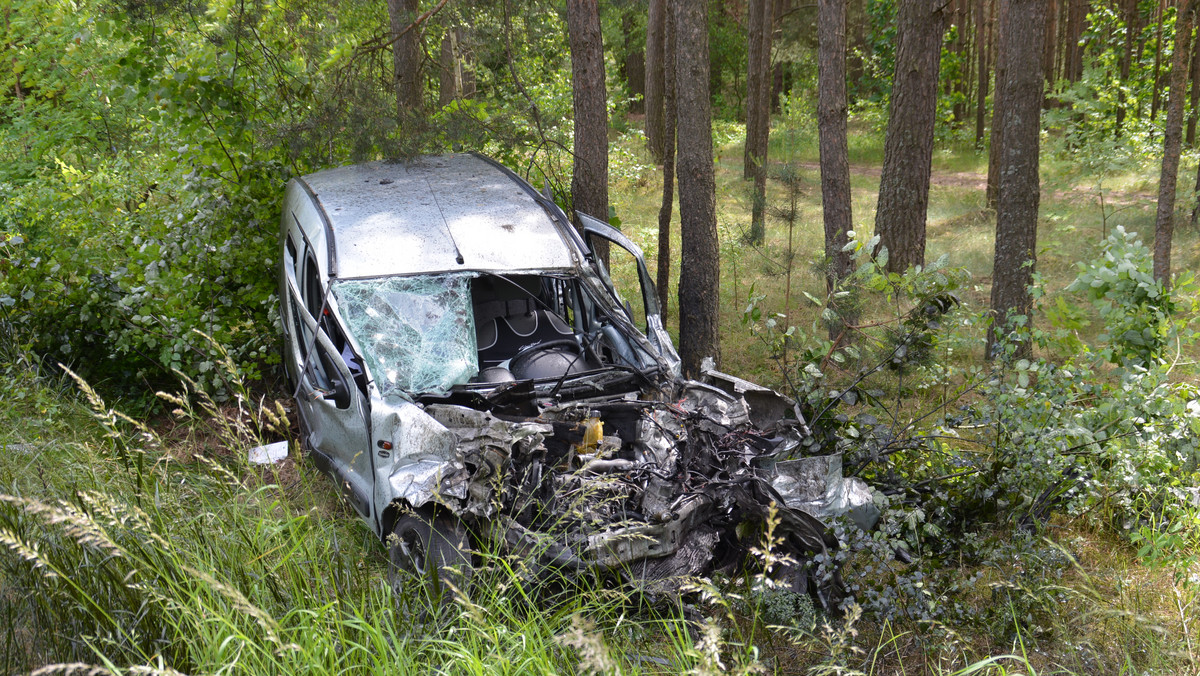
<box><xmin>331</xmin><ymin>273</ymin><xmax>478</xmax><ymax>396</ymax></box>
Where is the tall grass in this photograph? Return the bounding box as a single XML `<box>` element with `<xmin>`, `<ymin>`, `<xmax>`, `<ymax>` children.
<box><xmin>0</xmin><ymin>348</ymin><xmax>718</xmax><ymax>674</ymax></box>
<box><xmin>8</xmin><ymin>322</ymin><xmax>1200</xmax><ymax>675</ymax></box>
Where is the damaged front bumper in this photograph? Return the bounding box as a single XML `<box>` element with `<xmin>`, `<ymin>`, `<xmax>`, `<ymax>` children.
<box><xmin>371</xmin><ymin>364</ymin><xmax>878</xmax><ymax>608</ymax></box>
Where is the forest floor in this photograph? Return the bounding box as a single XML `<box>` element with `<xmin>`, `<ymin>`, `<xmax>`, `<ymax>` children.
<box><xmin>609</xmin><ymin>126</ymin><xmax>1197</xmax><ymax>386</ymax></box>
<box><xmin>801</xmin><ymin>159</ymin><xmax>1161</xmax><ymax>203</ymax></box>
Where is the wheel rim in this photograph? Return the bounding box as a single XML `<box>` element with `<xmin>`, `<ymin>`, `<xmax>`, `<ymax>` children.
<box><xmin>394</xmin><ymin>527</ymin><xmax>427</xmax><ymax>575</ymax></box>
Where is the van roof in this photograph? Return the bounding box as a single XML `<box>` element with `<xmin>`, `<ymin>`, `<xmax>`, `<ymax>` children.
<box><xmin>298</xmin><ymin>154</ymin><xmax>579</xmax><ymax>279</ymax></box>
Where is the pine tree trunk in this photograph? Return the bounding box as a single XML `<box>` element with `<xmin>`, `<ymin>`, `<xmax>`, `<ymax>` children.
<box><xmin>951</xmin><ymin>0</ymin><xmax>968</xmax><ymax>124</ymax></box>
<box><xmin>1116</xmin><ymin>0</ymin><xmax>1138</xmax><ymax>137</ymax></box>
<box><xmin>964</xmin><ymin>0</ymin><xmax>976</xmax><ymax>116</ymax></box>
<box><xmin>658</xmin><ymin>6</ymin><xmax>678</xmax><ymax>319</ymax></box>
<box><xmin>874</xmin><ymin>0</ymin><xmax>946</xmax><ymax>273</ymax></box>
<box><xmin>987</xmin><ymin>0</ymin><xmax>1010</xmax><ymax>208</ymax></box>
<box><xmin>646</xmin><ymin>0</ymin><xmax>667</xmax><ymax>163</ymax></box>
<box><xmin>387</xmin><ymin>0</ymin><xmax>423</xmax><ymax>115</ymax></box>
<box><xmin>1151</xmin><ymin>0</ymin><xmax>1168</xmax><ymax>122</ymax></box>
<box><xmin>438</xmin><ymin>28</ymin><xmax>464</xmax><ymax>107</ymax></box>
<box><xmin>745</xmin><ymin>0</ymin><xmax>767</xmax><ymax>181</ymax></box>
<box><xmin>986</xmin><ymin>0</ymin><xmax>1046</xmax><ymax>360</ymax></box>
<box><xmin>1188</xmin><ymin>28</ymin><xmax>1200</xmax><ymax>144</ymax></box>
<box><xmin>1154</xmin><ymin>0</ymin><xmax>1195</xmax><ymax>284</ymax></box>
<box><xmin>623</xmin><ymin>10</ymin><xmax>646</xmax><ymax>114</ymax></box>
<box><xmin>1044</xmin><ymin>0</ymin><xmax>1057</xmax><ymax>84</ymax></box>
<box><xmin>1191</xmin><ymin>153</ymin><xmax>1200</xmax><ymax>228</ymax></box>
<box><xmin>975</xmin><ymin>0</ymin><xmax>991</xmax><ymax>146</ymax></box>
<box><xmin>567</xmin><ymin>0</ymin><xmax>610</xmax><ymax>262</ymax></box>
<box><xmin>819</xmin><ymin>0</ymin><xmax>854</xmax><ymax>293</ymax></box>
<box><xmin>770</xmin><ymin>0</ymin><xmax>789</xmax><ymax>112</ymax></box>
<box><xmin>1058</xmin><ymin>0</ymin><xmax>1084</xmax><ymax>83</ymax></box>
<box><xmin>748</xmin><ymin>0</ymin><xmax>774</xmax><ymax>244</ymax></box>
<box><xmin>675</xmin><ymin>0</ymin><xmax>721</xmax><ymax>376</ymax></box>
<box><xmin>756</xmin><ymin>0</ymin><xmax>775</xmax><ymax>157</ymax></box>
<box><xmin>960</xmin><ymin>0</ymin><xmax>969</xmax><ymax>121</ymax></box>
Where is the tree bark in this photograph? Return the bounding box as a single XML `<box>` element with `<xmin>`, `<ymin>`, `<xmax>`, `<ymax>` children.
<box><xmin>987</xmin><ymin>0</ymin><xmax>1010</xmax><ymax>208</ymax></box>
<box><xmin>1153</xmin><ymin>0</ymin><xmax>1195</xmax><ymax>284</ymax></box>
<box><xmin>1191</xmin><ymin>148</ymin><xmax>1200</xmax><ymax>228</ymax></box>
<box><xmin>964</xmin><ymin>0</ymin><xmax>976</xmax><ymax>116</ymax></box>
<box><xmin>1188</xmin><ymin>25</ymin><xmax>1200</xmax><ymax>145</ymax></box>
<box><xmin>770</xmin><ymin>0</ymin><xmax>789</xmax><ymax>112</ymax></box>
<box><xmin>753</xmin><ymin>0</ymin><xmax>772</xmax><ymax>157</ymax></box>
<box><xmin>675</xmin><ymin>0</ymin><xmax>721</xmax><ymax>376</ymax></box>
<box><xmin>744</xmin><ymin>0</ymin><xmax>768</xmax><ymax>181</ymax></box>
<box><xmin>746</xmin><ymin>0</ymin><xmax>775</xmax><ymax>244</ymax></box>
<box><xmin>658</xmin><ymin>6</ymin><xmax>678</xmax><ymax>320</ymax></box>
<box><xmin>438</xmin><ymin>27</ymin><xmax>465</xmax><ymax>107</ymax></box>
<box><xmin>567</xmin><ymin>0</ymin><xmax>610</xmax><ymax>262</ymax></box>
<box><xmin>949</xmin><ymin>0</ymin><xmax>968</xmax><ymax>124</ymax></box>
<box><xmin>748</xmin><ymin>0</ymin><xmax>775</xmax><ymax>244</ymax></box>
<box><xmin>1065</xmin><ymin>0</ymin><xmax>1086</xmax><ymax>81</ymax></box>
<box><xmin>1115</xmin><ymin>0</ymin><xmax>1138</xmax><ymax>137</ymax></box>
<box><xmin>622</xmin><ymin>9</ymin><xmax>646</xmax><ymax>114</ymax></box>
<box><xmin>975</xmin><ymin>0</ymin><xmax>991</xmax><ymax>146</ymax></box>
<box><xmin>960</xmin><ymin>0</ymin><xmax>974</xmax><ymax>123</ymax></box>
<box><xmin>646</xmin><ymin>0</ymin><xmax>667</xmax><ymax>163</ymax></box>
<box><xmin>986</xmin><ymin>0</ymin><xmax>1046</xmax><ymax>360</ymax></box>
<box><xmin>760</xmin><ymin>0</ymin><xmax>777</xmax><ymax>134</ymax></box>
<box><xmin>387</xmin><ymin>0</ymin><xmax>423</xmax><ymax>115</ymax></box>
<box><xmin>874</xmin><ymin>0</ymin><xmax>946</xmax><ymax>273</ymax></box>
<box><xmin>819</xmin><ymin>0</ymin><xmax>854</xmax><ymax>292</ymax></box>
<box><xmin>1151</xmin><ymin>0</ymin><xmax>1168</xmax><ymax>122</ymax></box>
<box><xmin>1043</xmin><ymin>0</ymin><xmax>1057</xmax><ymax>84</ymax></box>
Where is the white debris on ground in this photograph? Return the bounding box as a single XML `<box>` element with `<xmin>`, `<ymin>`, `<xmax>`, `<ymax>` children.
<box><xmin>248</xmin><ymin>441</ymin><xmax>289</xmax><ymax>465</ymax></box>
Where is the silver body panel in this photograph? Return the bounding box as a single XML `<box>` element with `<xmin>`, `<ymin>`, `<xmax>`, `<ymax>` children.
<box><xmin>299</xmin><ymin>155</ymin><xmax>578</xmax><ymax>279</ymax></box>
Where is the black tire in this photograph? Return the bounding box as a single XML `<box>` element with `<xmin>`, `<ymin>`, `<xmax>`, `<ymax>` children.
<box><xmin>387</xmin><ymin>509</ymin><xmax>471</xmax><ymax>614</ymax></box>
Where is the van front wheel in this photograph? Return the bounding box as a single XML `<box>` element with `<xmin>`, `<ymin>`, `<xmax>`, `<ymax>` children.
<box><xmin>387</xmin><ymin>509</ymin><xmax>470</xmax><ymax>614</ymax></box>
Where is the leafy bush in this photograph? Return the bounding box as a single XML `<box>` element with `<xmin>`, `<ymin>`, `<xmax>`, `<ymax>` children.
<box><xmin>1067</xmin><ymin>226</ymin><xmax>1194</xmax><ymax>368</ymax></box>
<box><xmin>740</xmin><ymin>231</ymin><xmax>1200</xmax><ymax>636</ymax></box>
<box><xmin>0</xmin><ymin>162</ymin><xmax>284</xmax><ymax>399</ymax></box>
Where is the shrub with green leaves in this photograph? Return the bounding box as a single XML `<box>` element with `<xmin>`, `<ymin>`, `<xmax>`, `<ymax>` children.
<box><xmin>1067</xmin><ymin>226</ymin><xmax>1194</xmax><ymax>368</ymax></box>
<box><xmin>0</xmin><ymin>163</ymin><xmax>284</xmax><ymax>399</ymax></box>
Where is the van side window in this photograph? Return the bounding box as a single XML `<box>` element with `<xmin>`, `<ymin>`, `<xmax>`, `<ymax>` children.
<box><xmin>320</xmin><ymin>311</ymin><xmax>367</xmax><ymax>396</ymax></box>
<box><xmin>304</xmin><ymin>253</ymin><xmax>324</xmax><ymax>319</ymax></box>
<box><xmin>284</xmin><ymin>234</ymin><xmax>308</xmax><ymax>360</ymax></box>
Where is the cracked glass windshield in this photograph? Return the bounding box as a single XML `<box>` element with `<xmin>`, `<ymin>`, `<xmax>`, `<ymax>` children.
<box><xmin>331</xmin><ymin>274</ymin><xmax>478</xmax><ymax>396</ymax></box>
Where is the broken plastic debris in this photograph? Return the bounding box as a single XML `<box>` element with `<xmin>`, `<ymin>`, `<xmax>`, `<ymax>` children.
<box><xmin>248</xmin><ymin>441</ymin><xmax>289</xmax><ymax>465</ymax></box>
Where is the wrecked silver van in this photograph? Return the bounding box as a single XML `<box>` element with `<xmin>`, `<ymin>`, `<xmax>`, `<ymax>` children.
<box><xmin>279</xmin><ymin>154</ymin><xmax>875</xmax><ymax>609</ymax></box>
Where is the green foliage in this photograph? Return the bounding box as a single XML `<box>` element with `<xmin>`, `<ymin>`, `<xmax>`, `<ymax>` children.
<box><xmin>1</xmin><ymin>159</ymin><xmax>285</xmax><ymax>398</ymax></box>
<box><xmin>1067</xmin><ymin>227</ymin><xmax>1196</xmax><ymax>368</ymax></box>
<box><xmin>738</xmin><ymin>225</ymin><xmax>1200</xmax><ymax>640</ymax></box>
<box><xmin>853</xmin><ymin>0</ymin><xmax>897</xmax><ymax>105</ymax></box>
<box><xmin>0</xmin><ymin>0</ymin><xmax>601</xmax><ymax>401</ymax></box>
<box><xmin>0</xmin><ymin>0</ymin><xmax>326</xmax><ymax>398</ymax></box>
<box><xmin>937</xmin><ymin>24</ymin><xmax>969</xmax><ymax>137</ymax></box>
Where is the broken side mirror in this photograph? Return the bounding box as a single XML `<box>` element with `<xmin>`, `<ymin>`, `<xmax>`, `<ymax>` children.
<box><xmin>322</xmin><ymin>366</ymin><xmax>352</xmax><ymax>409</ymax></box>
<box><xmin>304</xmin><ymin>329</ymin><xmax>354</xmax><ymax>410</ymax></box>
